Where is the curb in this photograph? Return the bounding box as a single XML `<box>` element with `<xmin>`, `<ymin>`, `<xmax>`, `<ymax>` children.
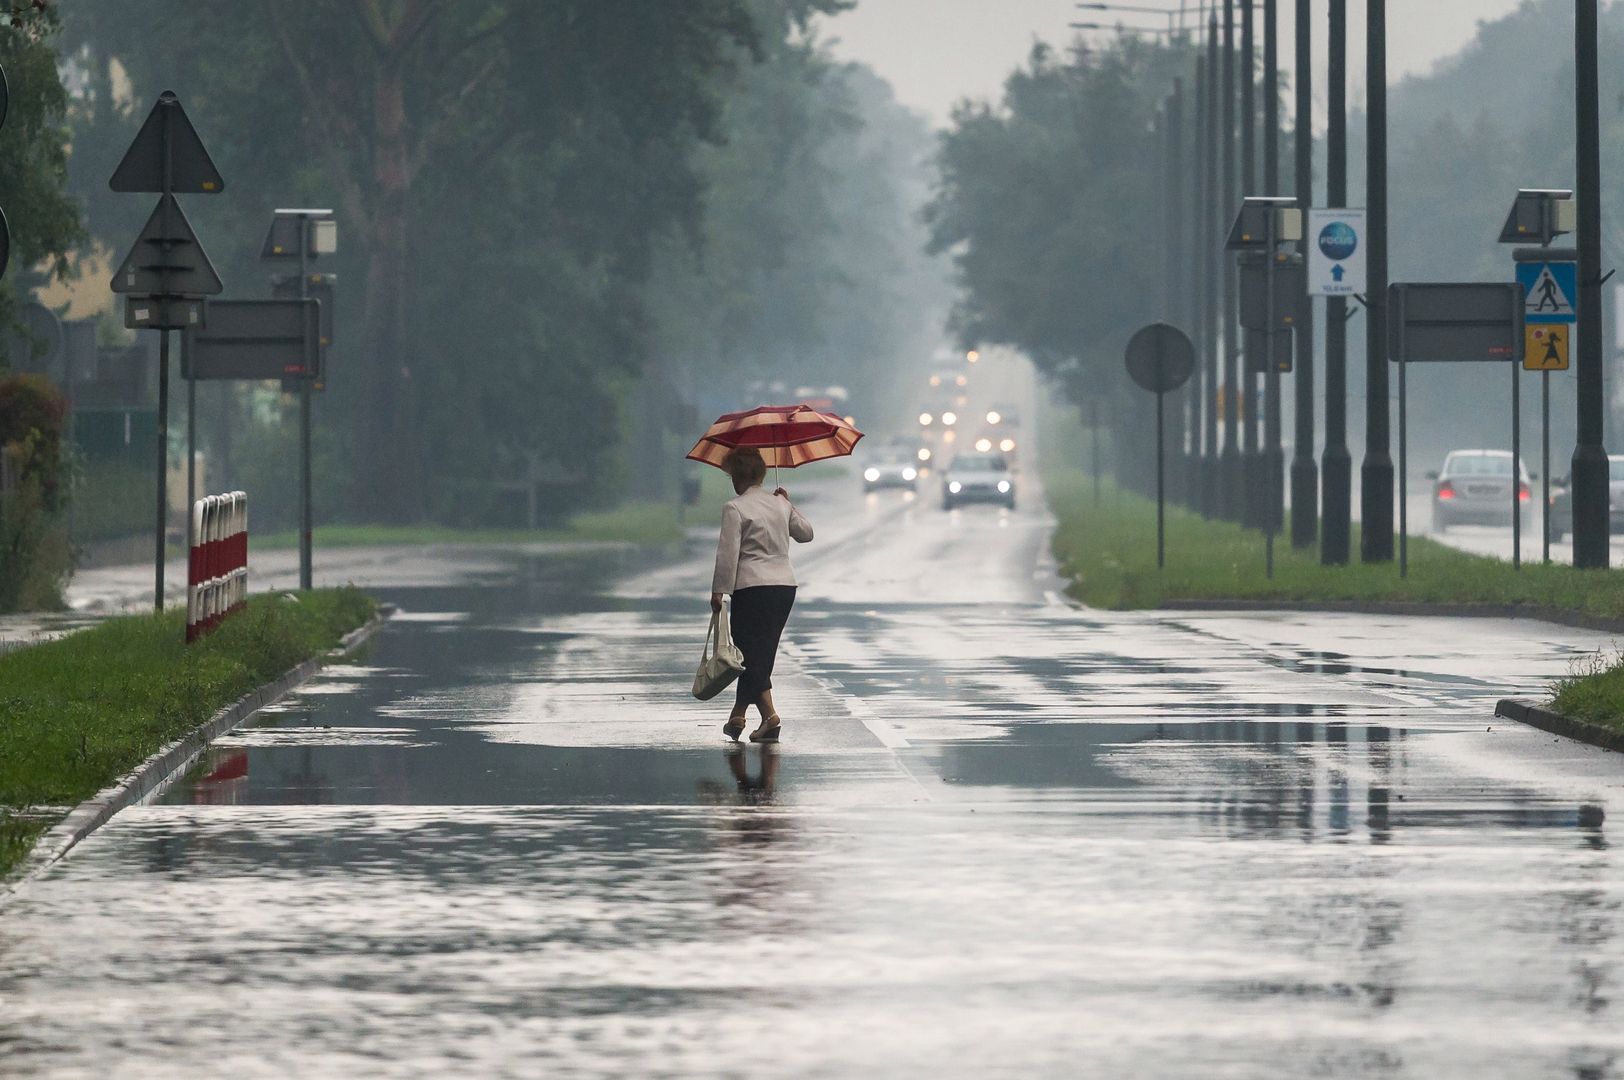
<box><xmin>1494</xmin><ymin>697</ymin><xmax>1624</xmax><ymax>754</ymax></box>
<box><xmin>1159</xmin><ymin>598</ymin><xmax>1624</xmax><ymax>634</ymax></box>
<box><xmin>1</xmin><ymin>602</ymin><xmax>394</xmax><ymax>903</ymax></box>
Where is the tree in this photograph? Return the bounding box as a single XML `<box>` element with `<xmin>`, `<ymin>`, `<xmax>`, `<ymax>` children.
<box><xmin>0</xmin><ymin>2</ymin><xmax>83</xmax><ymax>347</ymax></box>
<box><xmin>61</xmin><ymin>1</ymin><xmax>771</xmax><ymax>521</ymax></box>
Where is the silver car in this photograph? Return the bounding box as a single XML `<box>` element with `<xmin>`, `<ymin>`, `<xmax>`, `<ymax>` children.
<box><xmin>1430</xmin><ymin>450</ymin><xmax>1531</xmax><ymax>532</ymax></box>
<box><xmin>942</xmin><ymin>452</ymin><xmax>1016</xmax><ymax>510</ymax></box>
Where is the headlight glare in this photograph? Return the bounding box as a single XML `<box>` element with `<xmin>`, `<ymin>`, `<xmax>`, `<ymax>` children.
<box><xmin>864</xmin><ymin>468</ymin><xmax>881</xmax><ymax>482</ymax></box>
<box><xmin>948</xmin><ymin>481</ymin><xmax>962</xmax><ymax>494</ymax></box>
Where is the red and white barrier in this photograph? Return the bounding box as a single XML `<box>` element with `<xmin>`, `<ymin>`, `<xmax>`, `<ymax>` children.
<box><xmin>187</xmin><ymin>491</ymin><xmax>248</xmax><ymax>643</ymax></box>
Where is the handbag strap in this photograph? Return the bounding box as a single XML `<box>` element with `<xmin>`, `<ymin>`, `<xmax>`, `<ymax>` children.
<box><xmin>702</xmin><ymin>610</ymin><xmax>718</xmax><ymax>661</ymax></box>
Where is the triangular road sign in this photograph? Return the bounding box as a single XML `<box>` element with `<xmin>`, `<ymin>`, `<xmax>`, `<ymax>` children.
<box><xmin>109</xmin><ymin>91</ymin><xmax>224</xmax><ymax>194</ymax></box>
<box><xmin>110</xmin><ymin>194</ymin><xmax>223</xmax><ymax>296</ymax></box>
<box><xmin>1524</xmin><ymin>264</ymin><xmax>1575</xmax><ymax>319</ymax></box>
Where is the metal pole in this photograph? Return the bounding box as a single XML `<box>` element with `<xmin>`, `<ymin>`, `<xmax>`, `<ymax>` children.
<box><xmin>1193</xmin><ymin>55</ymin><xmax>1209</xmax><ymax>508</ymax></box>
<box><xmin>1265</xmin><ymin>212</ymin><xmax>1277</xmax><ymax>580</ymax></box>
<box><xmin>1398</xmin><ymin>322</ymin><xmax>1407</xmax><ymax>576</ymax></box>
<box><xmin>1263</xmin><ymin>0</ymin><xmax>1282</xmax><ymax>556</ymax></box>
<box><xmin>1240</xmin><ymin>0</ymin><xmax>1258</xmax><ymax>527</ymax></box>
<box><xmin>153</xmin><ymin>96</ymin><xmax>174</xmax><ymax>612</ymax></box>
<box><xmin>1361</xmin><ymin>0</ymin><xmax>1394</xmax><ymax>562</ymax></box>
<box><xmin>1221</xmin><ymin>0</ymin><xmax>1240</xmax><ymax>520</ymax></box>
<box><xmin>1543</xmin><ymin>370</ymin><xmax>1551</xmax><ymax>562</ymax></box>
<box><xmin>1168</xmin><ymin>81</ymin><xmax>1186</xmax><ymax>503</ymax></box>
<box><xmin>1321</xmin><ymin>0</ymin><xmax>1351</xmax><ymax>565</ymax></box>
<box><xmin>299</xmin><ymin>232</ymin><xmax>313</xmax><ymax>590</ymax></box>
<box><xmin>1290</xmin><ymin>0</ymin><xmax>1317</xmax><ymax>548</ymax></box>
<box><xmin>155</xmin><ymin>332</ymin><xmax>169</xmax><ymax>612</ymax></box>
<box><xmin>1512</xmin><ymin>357</ymin><xmax>1521</xmax><ymax>569</ymax></box>
<box><xmin>1204</xmin><ymin>20</ymin><xmax>1221</xmax><ymax>514</ymax></box>
<box><xmin>186</xmin><ymin>367</ymin><xmax>195</xmax><ymax>556</ymax></box>
<box><xmin>1157</xmin><ymin>389</ymin><xmax>1166</xmax><ymax>568</ymax></box>
<box><xmin>1573</xmin><ymin>0</ymin><xmax>1609</xmax><ymax>568</ymax></box>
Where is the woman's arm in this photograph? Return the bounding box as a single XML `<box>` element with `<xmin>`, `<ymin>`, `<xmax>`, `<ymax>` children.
<box><xmin>787</xmin><ymin>502</ymin><xmax>813</xmax><ymax>543</ymax></box>
<box><xmin>712</xmin><ymin>503</ymin><xmax>743</xmax><ymax>597</ymax></box>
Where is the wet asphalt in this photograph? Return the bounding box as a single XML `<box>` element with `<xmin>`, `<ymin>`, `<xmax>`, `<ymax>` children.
<box><xmin>6</xmin><ymin>477</ymin><xmax>1624</xmax><ymax>1078</ymax></box>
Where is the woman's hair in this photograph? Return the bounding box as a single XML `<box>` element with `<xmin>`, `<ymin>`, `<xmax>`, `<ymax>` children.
<box><xmin>723</xmin><ymin>447</ymin><xmax>767</xmax><ymax>491</ymax></box>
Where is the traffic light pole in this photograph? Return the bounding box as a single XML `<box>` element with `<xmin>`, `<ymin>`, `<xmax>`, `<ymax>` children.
<box><xmin>1321</xmin><ymin>0</ymin><xmax>1351</xmax><ymax>565</ymax></box>
<box><xmin>1361</xmin><ymin>0</ymin><xmax>1394</xmax><ymax>563</ymax></box>
<box><xmin>1572</xmin><ymin>0</ymin><xmax>1609</xmax><ymax>569</ymax></box>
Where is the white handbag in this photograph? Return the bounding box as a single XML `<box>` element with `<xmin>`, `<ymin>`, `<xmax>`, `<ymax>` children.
<box><xmin>692</xmin><ymin>607</ymin><xmax>746</xmax><ymax>700</ymax></box>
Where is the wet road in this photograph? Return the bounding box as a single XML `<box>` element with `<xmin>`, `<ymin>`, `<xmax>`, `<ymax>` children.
<box><xmin>7</xmin><ymin>477</ymin><xmax>1624</xmax><ymax>1078</ymax></box>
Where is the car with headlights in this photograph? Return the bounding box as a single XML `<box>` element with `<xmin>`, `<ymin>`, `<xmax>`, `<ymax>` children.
<box><xmin>1429</xmin><ymin>449</ymin><xmax>1531</xmax><ymax>532</ymax></box>
<box><xmin>942</xmin><ymin>451</ymin><xmax>1015</xmax><ymax>510</ymax></box>
<box><xmin>862</xmin><ymin>455</ymin><xmax>920</xmax><ymax>492</ymax></box>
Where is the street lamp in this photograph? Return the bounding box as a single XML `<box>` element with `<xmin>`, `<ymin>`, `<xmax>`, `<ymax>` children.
<box><xmin>1070</xmin><ymin>20</ymin><xmax>1176</xmax><ymax>34</ymax></box>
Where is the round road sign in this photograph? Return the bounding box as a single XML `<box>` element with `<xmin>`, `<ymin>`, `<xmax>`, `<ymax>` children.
<box><xmin>1124</xmin><ymin>322</ymin><xmax>1195</xmax><ymax>393</ymax></box>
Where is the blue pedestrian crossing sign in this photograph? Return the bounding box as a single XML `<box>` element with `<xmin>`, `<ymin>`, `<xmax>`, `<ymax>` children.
<box><xmin>1517</xmin><ymin>260</ymin><xmax>1577</xmax><ymax>324</ymax></box>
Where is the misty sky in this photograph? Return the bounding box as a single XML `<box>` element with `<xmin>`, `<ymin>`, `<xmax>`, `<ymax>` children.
<box><xmin>820</xmin><ymin>0</ymin><xmax>1527</xmax><ymax>128</ymax></box>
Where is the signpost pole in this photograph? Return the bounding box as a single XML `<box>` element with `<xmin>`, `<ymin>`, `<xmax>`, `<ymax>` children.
<box><xmin>186</xmin><ymin>365</ymin><xmax>195</xmax><ymax>555</ymax></box>
<box><xmin>1361</xmin><ymin>0</ymin><xmax>1394</xmax><ymax>564</ymax></box>
<box><xmin>153</xmin><ymin>98</ymin><xmax>174</xmax><ymax>612</ymax></box>
<box><xmin>1157</xmin><ymin>387</ymin><xmax>1166</xmax><ymax>569</ymax></box>
<box><xmin>1543</xmin><ymin>370</ymin><xmax>1551</xmax><ymax>562</ymax></box>
<box><xmin>1512</xmin><ymin>357</ymin><xmax>1521</xmax><ymax>569</ymax></box>
<box><xmin>299</xmin><ymin>231</ymin><xmax>313</xmax><ymax>591</ymax></box>
<box><xmin>1398</xmin><ymin>288</ymin><xmax>1407</xmax><ymax>578</ymax></box>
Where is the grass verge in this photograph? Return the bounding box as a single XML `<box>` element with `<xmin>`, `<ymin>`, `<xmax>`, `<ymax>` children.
<box><xmin>1047</xmin><ymin>466</ymin><xmax>1624</xmax><ymax>617</ymax></box>
<box><xmin>1550</xmin><ymin>650</ymin><xmax>1624</xmax><ymax>731</ymax></box>
<box><xmin>0</xmin><ymin>586</ymin><xmax>376</xmax><ymax>879</ymax></box>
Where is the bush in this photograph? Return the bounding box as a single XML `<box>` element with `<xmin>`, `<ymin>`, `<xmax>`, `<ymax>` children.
<box><xmin>0</xmin><ymin>376</ymin><xmax>70</xmax><ymax>611</ymax></box>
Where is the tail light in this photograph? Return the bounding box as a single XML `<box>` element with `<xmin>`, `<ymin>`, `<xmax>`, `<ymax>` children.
<box><xmin>1437</xmin><ymin>482</ymin><xmax>1456</xmax><ymax>500</ymax></box>
<box><xmin>1519</xmin><ymin>483</ymin><xmax>1531</xmax><ymax>502</ymax></box>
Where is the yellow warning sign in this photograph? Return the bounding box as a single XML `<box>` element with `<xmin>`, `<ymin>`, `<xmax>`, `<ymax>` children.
<box><xmin>1525</xmin><ymin>324</ymin><xmax>1570</xmax><ymax>371</ymax></box>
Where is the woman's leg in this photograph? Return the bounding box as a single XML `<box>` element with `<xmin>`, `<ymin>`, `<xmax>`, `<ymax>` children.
<box><xmin>745</xmin><ymin>587</ymin><xmax>795</xmax><ymax>731</ymax></box>
<box><xmin>731</xmin><ymin>588</ymin><xmax>771</xmax><ymax>711</ymax></box>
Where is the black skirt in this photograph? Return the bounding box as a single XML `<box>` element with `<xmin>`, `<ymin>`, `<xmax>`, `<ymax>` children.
<box><xmin>730</xmin><ymin>585</ymin><xmax>796</xmax><ymax>708</ymax></box>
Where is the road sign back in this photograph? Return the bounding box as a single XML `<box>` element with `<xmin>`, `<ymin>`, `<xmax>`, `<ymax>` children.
<box><xmin>110</xmin><ymin>194</ymin><xmax>223</xmax><ymax>297</ymax></box>
<box><xmin>1124</xmin><ymin>322</ymin><xmax>1196</xmax><ymax>393</ymax></box>
<box><xmin>1525</xmin><ymin>324</ymin><xmax>1570</xmax><ymax>371</ymax></box>
<box><xmin>109</xmin><ymin>91</ymin><xmax>224</xmax><ymax>194</ymax></box>
<box><xmin>1517</xmin><ymin>259</ymin><xmax>1577</xmax><ymax>324</ymax></box>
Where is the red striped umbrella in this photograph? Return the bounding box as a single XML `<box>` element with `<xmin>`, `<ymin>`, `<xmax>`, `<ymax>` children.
<box><xmin>686</xmin><ymin>405</ymin><xmax>864</xmax><ymax>470</ymax></box>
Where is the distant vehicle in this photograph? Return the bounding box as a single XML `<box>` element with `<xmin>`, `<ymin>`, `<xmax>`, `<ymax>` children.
<box><xmin>1429</xmin><ymin>450</ymin><xmax>1531</xmax><ymax>532</ymax></box>
<box><xmin>863</xmin><ymin>451</ymin><xmax>919</xmax><ymax>492</ymax></box>
<box><xmin>942</xmin><ymin>451</ymin><xmax>1015</xmax><ymax>510</ymax></box>
<box><xmin>1547</xmin><ymin>455</ymin><xmax>1624</xmax><ymax>541</ymax></box>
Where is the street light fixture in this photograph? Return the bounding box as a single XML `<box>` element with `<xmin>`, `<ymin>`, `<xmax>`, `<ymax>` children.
<box><xmin>1070</xmin><ymin>20</ymin><xmax>1176</xmax><ymax>33</ymax></box>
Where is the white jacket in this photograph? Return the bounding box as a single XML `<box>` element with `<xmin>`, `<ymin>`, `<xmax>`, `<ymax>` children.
<box><xmin>711</xmin><ymin>485</ymin><xmax>814</xmax><ymax>594</ymax></box>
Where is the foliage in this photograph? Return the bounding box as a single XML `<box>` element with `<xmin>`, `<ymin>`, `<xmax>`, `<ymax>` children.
<box><xmin>927</xmin><ymin>39</ymin><xmax>1188</xmax><ymax>390</ymax></box>
<box><xmin>59</xmin><ymin>0</ymin><xmax>860</xmax><ymax>527</ymax></box>
<box><xmin>0</xmin><ymin>371</ymin><xmax>64</xmax><ymax>505</ymax></box>
<box><xmin>0</xmin><ymin>586</ymin><xmax>376</xmax><ymax>875</ymax></box>
<box><xmin>0</xmin><ymin>373</ymin><xmax>69</xmax><ymax>610</ymax></box>
<box><xmin>1551</xmin><ymin>649</ymin><xmax>1624</xmax><ymax>730</ymax></box>
<box><xmin>0</xmin><ymin>1</ymin><xmax>82</xmax><ymax>344</ymax></box>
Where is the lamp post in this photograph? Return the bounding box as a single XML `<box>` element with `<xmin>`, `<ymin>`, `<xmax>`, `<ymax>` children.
<box><xmin>1221</xmin><ymin>0</ymin><xmax>1241</xmax><ymax>520</ymax></box>
<box><xmin>1203</xmin><ymin>16</ymin><xmax>1222</xmax><ymax>515</ymax></box>
<box><xmin>1361</xmin><ymin>0</ymin><xmax>1394</xmax><ymax>563</ymax></box>
<box><xmin>1573</xmin><ymin>0</ymin><xmax>1609</xmax><ymax>568</ymax></box>
<box><xmin>1290</xmin><ymin>0</ymin><xmax>1317</xmax><ymax>548</ymax></box>
<box><xmin>1321</xmin><ymin>0</ymin><xmax>1351</xmax><ymax>564</ymax></box>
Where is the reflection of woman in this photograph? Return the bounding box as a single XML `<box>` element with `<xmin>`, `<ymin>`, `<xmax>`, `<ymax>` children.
<box><xmin>710</xmin><ymin>447</ymin><xmax>814</xmax><ymax>744</ymax></box>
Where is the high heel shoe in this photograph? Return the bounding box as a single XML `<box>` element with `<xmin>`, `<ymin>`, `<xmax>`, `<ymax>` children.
<box><xmin>748</xmin><ymin>714</ymin><xmax>782</xmax><ymax>744</ymax></box>
<box><xmin>723</xmin><ymin>716</ymin><xmax>747</xmax><ymax>742</ymax></box>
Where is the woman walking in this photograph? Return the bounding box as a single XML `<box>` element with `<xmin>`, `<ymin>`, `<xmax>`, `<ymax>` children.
<box><xmin>711</xmin><ymin>447</ymin><xmax>814</xmax><ymax>744</ymax></box>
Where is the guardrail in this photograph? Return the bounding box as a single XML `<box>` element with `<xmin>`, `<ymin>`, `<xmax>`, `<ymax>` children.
<box><xmin>186</xmin><ymin>491</ymin><xmax>247</xmax><ymax>643</ymax></box>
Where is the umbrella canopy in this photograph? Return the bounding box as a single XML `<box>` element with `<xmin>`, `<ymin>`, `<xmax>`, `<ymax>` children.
<box><xmin>686</xmin><ymin>404</ymin><xmax>864</xmax><ymax>469</ymax></box>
